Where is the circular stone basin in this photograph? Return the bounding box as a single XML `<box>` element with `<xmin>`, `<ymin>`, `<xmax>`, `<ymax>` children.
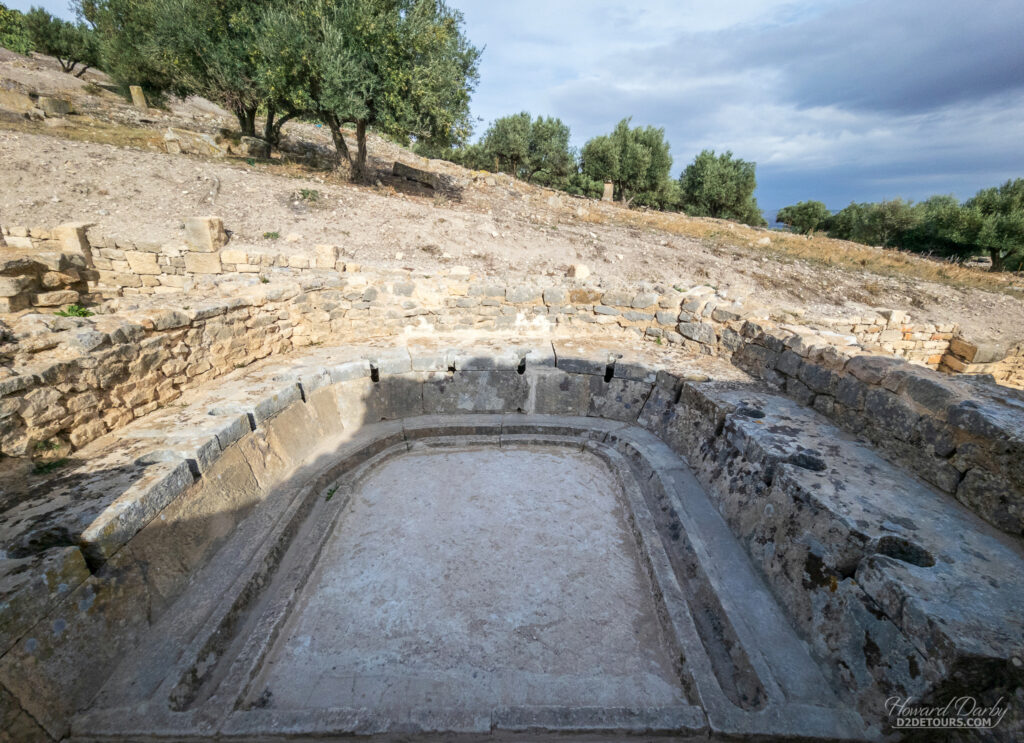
<box><xmin>250</xmin><ymin>445</ymin><xmax>686</xmax><ymax>713</ymax></box>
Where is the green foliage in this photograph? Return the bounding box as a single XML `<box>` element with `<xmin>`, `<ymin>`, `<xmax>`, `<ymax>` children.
<box><xmin>263</xmin><ymin>231</ymin><xmax>280</xmax><ymax>240</ymax></box>
<box><xmin>478</xmin><ymin>112</ymin><xmax>573</xmax><ymax>185</ymax></box>
<box><xmin>776</xmin><ymin>200</ymin><xmax>830</xmax><ymax>235</ymax></box>
<box><xmin>79</xmin><ymin>0</ymin><xmax>273</xmax><ymax>134</ymax></box>
<box><xmin>956</xmin><ymin>179</ymin><xmax>1024</xmax><ymax>271</ymax></box>
<box><xmin>149</xmin><ymin>0</ymin><xmax>272</xmax><ymax>135</ymax></box>
<box><xmin>254</xmin><ymin>0</ymin><xmax>480</xmax><ymax>179</ymax></box>
<box><xmin>678</xmin><ymin>149</ymin><xmax>765</xmax><ymax>226</ymax></box>
<box><xmin>825</xmin><ymin>198</ymin><xmax>920</xmax><ymax>248</ymax></box>
<box><xmin>55</xmin><ymin>304</ymin><xmax>94</xmax><ymax>317</ymax></box>
<box><xmin>581</xmin><ymin>118</ymin><xmax>673</xmax><ymax>207</ymax></box>
<box><xmin>820</xmin><ymin>182</ymin><xmax>1024</xmax><ymax>272</ymax></box>
<box><xmin>480</xmin><ymin>111</ymin><xmax>529</xmax><ymax>174</ymax></box>
<box><xmin>0</xmin><ymin>3</ymin><xmax>33</xmax><ymax>55</ymax></box>
<box><xmin>76</xmin><ymin>0</ymin><xmax>175</xmax><ymax>97</ymax></box>
<box><xmin>562</xmin><ymin>171</ymin><xmax>603</xmax><ymax>199</ymax></box>
<box><xmin>413</xmin><ymin>139</ymin><xmax>488</xmax><ymax>170</ymax></box>
<box><xmin>24</xmin><ymin>6</ymin><xmax>99</xmax><ymax>76</ymax></box>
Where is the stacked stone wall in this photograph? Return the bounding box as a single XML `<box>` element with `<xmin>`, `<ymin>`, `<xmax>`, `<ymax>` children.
<box><xmin>2</xmin><ymin>264</ymin><xmax>1021</xmax><ymax>540</ymax></box>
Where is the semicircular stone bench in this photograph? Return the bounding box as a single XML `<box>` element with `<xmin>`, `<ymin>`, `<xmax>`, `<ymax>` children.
<box><xmin>1</xmin><ymin>341</ymin><xmax>1022</xmax><ymax>742</ymax></box>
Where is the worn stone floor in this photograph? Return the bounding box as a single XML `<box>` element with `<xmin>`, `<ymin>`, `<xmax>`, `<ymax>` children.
<box><xmin>249</xmin><ymin>446</ymin><xmax>686</xmax><ymax>714</ymax></box>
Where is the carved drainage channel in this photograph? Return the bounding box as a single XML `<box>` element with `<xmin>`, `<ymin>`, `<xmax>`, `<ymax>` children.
<box><xmin>75</xmin><ymin>415</ymin><xmax>865</xmax><ymax>741</ymax></box>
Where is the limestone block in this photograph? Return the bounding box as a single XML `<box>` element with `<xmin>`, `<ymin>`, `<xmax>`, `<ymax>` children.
<box><xmin>37</xmin><ymin>96</ymin><xmax>71</xmax><ymax>117</ymax></box>
<box><xmin>587</xmin><ymin>376</ymin><xmax>653</xmax><ymax>422</ymax></box>
<box><xmin>601</xmin><ymin>291</ymin><xmax>632</xmax><ymax>307</ymax></box>
<box><xmin>677</xmin><ymin>321</ymin><xmax>716</xmax><ymax>346</ymax></box>
<box><xmin>239</xmin><ymin>136</ymin><xmax>270</xmax><ymax>159</ymax></box>
<box><xmin>0</xmin><ymin>547</ymin><xmax>90</xmax><ymax>655</ymax></box>
<box><xmin>183</xmin><ymin>252</ymin><xmax>223</xmax><ymax>274</ymax></box>
<box><xmin>314</xmin><ymin>244</ymin><xmax>338</xmax><ymax>269</ymax></box>
<box><xmin>125</xmin><ymin>251</ymin><xmax>160</xmax><ymax>275</ymax></box>
<box><xmin>129</xmin><ymin>85</ymin><xmax>148</xmax><ymax>109</ymax></box>
<box><xmin>422</xmin><ymin>370</ymin><xmax>528</xmax><ymax>414</ymax></box>
<box><xmin>32</xmin><ymin>290</ymin><xmax>79</xmax><ymax>307</ymax></box>
<box><xmin>51</xmin><ymin>222</ymin><xmax>92</xmax><ymax>262</ymax></box>
<box><xmin>505</xmin><ymin>285</ymin><xmax>541</xmax><ymax>304</ymax></box>
<box><xmin>184</xmin><ymin>217</ymin><xmax>228</xmax><ymax>252</ymax></box>
<box><xmin>392</xmin><ymin>161</ymin><xmax>440</xmax><ymax>189</ymax></box>
<box><xmin>543</xmin><ymin>287</ymin><xmax>567</xmax><ymax>306</ymax></box>
<box><xmin>631</xmin><ymin>292</ymin><xmax>660</xmax><ymax>309</ymax></box>
<box><xmin>567</xmin><ymin>264</ymin><xmax>590</xmax><ymax>280</ymax></box>
<box><xmin>220</xmin><ymin>249</ymin><xmax>248</xmax><ymax>265</ymax></box>
<box><xmin>529</xmin><ymin>369</ymin><xmax>589</xmax><ymax>416</ymax></box>
<box><xmin>0</xmin><ymin>295</ymin><xmax>29</xmax><ymax>313</ymax></box>
<box><xmin>97</xmin><ymin>270</ymin><xmax>143</xmax><ymax>288</ymax></box>
<box><xmin>0</xmin><ymin>276</ymin><xmax>35</xmax><ymax>297</ymax></box>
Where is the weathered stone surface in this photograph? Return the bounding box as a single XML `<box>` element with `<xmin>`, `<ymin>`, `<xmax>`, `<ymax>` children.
<box><xmin>128</xmin><ymin>85</ymin><xmax>148</xmax><ymax>109</ymax></box>
<box><xmin>37</xmin><ymin>96</ymin><xmax>71</xmax><ymax>117</ymax></box>
<box><xmin>183</xmin><ymin>252</ymin><xmax>222</xmax><ymax>274</ymax></box>
<box><xmin>184</xmin><ymin>217</ymin><xmax>228</xmax><ymax>253</ymax></box>
<box><xmin>422</xmin><ymin>370</ymin><xmax>528</xmax><ymax>414</ymax></box>
<box><xmin>392</xmin><ymin>161</ymin><xmax>440</xmax><ymax>189</ymax></box>
<box><xmin>31</xmin><ymin>289</ymin><xmax>78</xmax><ymax>307</ymax></box>
<box><xmin>567</xmin><ymin>264</ymin><xmax>590</xmax><ymax>280</ymax></box>
<box><xmin>240</xmin><ymin>136</ymin><xmax>270</xmax><ymax>159</ymax></box>
<box><xmin>677</xmin><ymin>321</ymin><xmax>716</xmax><ymax>346</ymax></box>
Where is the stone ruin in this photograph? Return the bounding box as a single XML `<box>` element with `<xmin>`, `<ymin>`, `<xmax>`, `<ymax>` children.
<box><xmin>0</xmin><ymin>217</ymin><xmax>1022</xmax><ymax>742</ymax></box>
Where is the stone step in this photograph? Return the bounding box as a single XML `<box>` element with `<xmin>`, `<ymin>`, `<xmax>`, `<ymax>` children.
<box><xmin>639</xmin><ymin>376</ymin><xmax>1024</xmax><ymax>724</ymax></box>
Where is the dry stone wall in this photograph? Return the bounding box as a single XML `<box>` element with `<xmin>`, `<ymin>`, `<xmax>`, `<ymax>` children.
<box><xmin>1</xmin><ymin>260</ymin><xmax>1022</xmax><ymax>541</ymax></box>
<box><xmin>2</xmin><ymin>344</ymin><xmax>1021</xmax><ymax>741</ymax></box>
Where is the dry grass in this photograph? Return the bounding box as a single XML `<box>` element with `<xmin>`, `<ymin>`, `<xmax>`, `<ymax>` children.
<box><xmin>580</xmin><ymin>203</ymin><xmax>1024</xmax><ymax>297</ymax></box>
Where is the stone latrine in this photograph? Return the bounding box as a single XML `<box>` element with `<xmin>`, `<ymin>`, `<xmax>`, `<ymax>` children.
<box><xmin>1</xmin><ymin>218</ymin><xmax>1023</xmax><ymax>741</ymax></box>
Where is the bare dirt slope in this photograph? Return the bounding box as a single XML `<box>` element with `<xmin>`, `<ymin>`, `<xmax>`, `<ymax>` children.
<box><xmin>1</xmin><ymin>48</ymin><xmax>1022</xmax><ymax>342</ymax></box>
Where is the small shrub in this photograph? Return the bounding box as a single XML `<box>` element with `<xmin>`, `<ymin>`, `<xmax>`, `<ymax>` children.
<box><xmin>298</xmin><ymin>188</ymin><xmax>321</xmax><ymax>202</ymax></box>
<box><xmin>55</xmin><ymin>304</ymin><xmax>93</xmax><ymax>317</ymax></box>
<box><xmin>259</xmin><ymin>276</ymin><xmax>270</xmax><ymax>283</ymax></box>
<box><xmin>263</xmin><ymin>231</ymin><xmax>280</xmax><ymax>240</ymax></box>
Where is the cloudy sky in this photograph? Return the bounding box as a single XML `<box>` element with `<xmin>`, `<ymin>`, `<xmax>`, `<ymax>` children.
<box><xmin>18</xmin><ymin>0</ymin><xmax>1024</xmax><ymax>215</ymax></box>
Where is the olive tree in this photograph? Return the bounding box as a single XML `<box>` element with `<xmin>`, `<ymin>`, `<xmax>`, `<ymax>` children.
<box><xmin>678</xmin><ymin>149</ymin><xmax>765</xmax><ymax>226</ymax></box>
<box><xmin>24</xmin><ymin>7</ymin><xmax>99</xmax><ymax>76</ymax></box>
<box><xmin>956</xmin><ymin>179</ymin><xmax>1024</xmax><ymax>271</ymax></box>
<box><xmin>581</xmin><ymin>118</ymin><xmax>673</xmax><ymax>206</ymax></box>
<box><xmin>255</xmin><ymin>0</ymin><xmax>479</xmax><ymax>180</ymax></box>
<box><xmin>776</xmin><ymin>200</ymin><xmax>830</xmax><ymax>234</ymax></box>
<box><xmin>480</xmin><ymin>112</ymin><xmax>573</xmax><ymax>185</ymax></box>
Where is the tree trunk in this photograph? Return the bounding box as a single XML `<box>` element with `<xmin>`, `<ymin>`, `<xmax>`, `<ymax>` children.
<box><xmin>324</xmin><ymin>114</ymin><xmax>352</xmax><ymax>169</ymax></box>
<box><xmin>354</xmin><ymin>120</ymin><xmax>368</xmax><ymax>181</ymax></box>
<box><xmin>235</xmin><ymin>107</ymin><xmax>257</xmax><ymax>138</ymax></box>
<box><xmin>263</xmin><ymin>105</ymin><xmax>276</xmax><ymax>144</ymax></box>
<box><xmin>73</xmin><ymin>66</ymin><xmax>91</xmax><ymax>78</ymax></box>
<box><xmin>262</xmin><ymin>106</ymin><xmax>295</xmax><ymax>148</ymax></box>
<box><xmin>990</xmin><ymin>247</ymin><xmax>1005</xmax><ymax>272</ymax></box>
